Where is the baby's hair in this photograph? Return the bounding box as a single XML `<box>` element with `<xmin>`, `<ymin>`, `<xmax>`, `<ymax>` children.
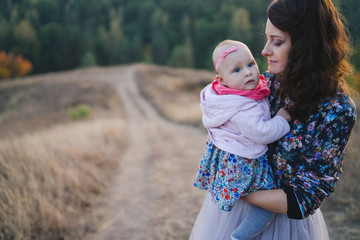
<box><xmin>212</xmin><ymin>40</ymin><xmax>248</xmax><ymax>73</ymax></box>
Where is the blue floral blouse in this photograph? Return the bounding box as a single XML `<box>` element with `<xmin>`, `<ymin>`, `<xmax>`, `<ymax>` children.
<box><xmin>264</xmin><ymin>72</ymin><xmax>357</xmax><ymax>219</ymax></box>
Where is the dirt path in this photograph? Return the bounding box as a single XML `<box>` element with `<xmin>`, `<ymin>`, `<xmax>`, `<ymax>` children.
<box><xmin>85</xmin><ymin>66</ymin><xmax>206</xmax><ymax>240</ymax></box>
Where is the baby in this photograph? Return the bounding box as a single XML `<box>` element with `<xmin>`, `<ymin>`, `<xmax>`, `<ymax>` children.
<box><xmin>193</xmin><ymin>40</ymin><xmax>290</xmax><ymax>240</ymax></box>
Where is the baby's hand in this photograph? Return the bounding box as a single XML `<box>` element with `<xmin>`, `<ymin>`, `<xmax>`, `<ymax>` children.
<box><xmin>276</xmin><ymin>107</ymin><xmax>291</xmax><ymax>122</ymax></box>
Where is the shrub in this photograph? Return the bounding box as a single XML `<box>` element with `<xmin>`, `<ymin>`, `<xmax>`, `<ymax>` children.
<box><xmin>0</xmin><ymin>51</ymin><xmax>32</xmax><ymax>80</ymax></box>
<box><xmin>68</xmin><ymin>104</ymin><xmax>91</xmax><ymax>120</ymax></box>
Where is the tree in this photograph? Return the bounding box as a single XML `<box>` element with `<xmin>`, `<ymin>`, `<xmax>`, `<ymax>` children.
<box><xmin>12</xmin><ymin>20</ymin><xmax>40</xmax><ymax>60</ymax></box>
<box><xmin>150</xmin><ymin>9</ymin><xmax>170</xmax><ymax>65</ymax></box>
<box><xmin>352</xmin><ymin>40</ymin><xmax>360</xmax><ymax>72</ymax></box>
<box><xmin>56</xmin><ymin>26</ymin><xmax>82</xmax><ymax>71</ymax></box>
<box><xmin>181</xmin><ymin>15</ymin><xmax>192</xmax><ymax>39</ymax></box>
<box><xmin>0</xmin><ymin>19</ymin><xmax>11</xmax><ymax>52</ymax></box>
<box><xmin>0</xmin><ymin>0</ymin><xmax>359</xmax><ymax>75</ymax></box>
<box><xmin>122</xmin><ymin>34</ymin><xmax>144</xmax><ymax>63</ymax></box>
<box><xmin>134</xmin><ymin>0</ymin><xmax>156</xmax><ymax>44</ymax></box>
<box><xmin>96</xmin><ymin>9</ymin><xmax>124</xmax><ymax>65</ymax></box>
<box><xmin>37</xmin><ymin>23</ymin><xmax>63</xmax><ymax>72</ymax></box>
<box><xmin>80</xmin><ymin>51</ymin><xmax>98</xmax><ymax>68</ymax></box>
<box><xmin>193</xmin><ymin>18</ymin><xmax>228</xmax><ymax>69</ymax></box>
<box><xmin>151</xmin><ymin>31</ymin><xmax>169</xmax><ymax>65</ymax></box>
<box><xmin>229</xmin><ymin>8</ymin><xmax>253</xmax><ymax>45</ymax></box>
<box><xmin>168</xmin><ymin>37</ymin><xmax>194</xmax><ymax>68</ymax></box>
<box><xmin>32</xmin><ymin>0</ymin><xmax>59</xmax><ymax>25</ymax></box>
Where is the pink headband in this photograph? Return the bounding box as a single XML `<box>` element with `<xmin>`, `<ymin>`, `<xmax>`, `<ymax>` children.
<box><xmin>215</xmin><ymin>45</ymin><xmax>246</xmax><ymax>72</ymax></box>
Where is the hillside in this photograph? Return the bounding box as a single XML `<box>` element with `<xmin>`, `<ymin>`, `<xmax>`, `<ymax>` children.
<box><xmin>0</xmin><ymin>64</ymin><xmax>359</xmax><ymax>240</ymax></box>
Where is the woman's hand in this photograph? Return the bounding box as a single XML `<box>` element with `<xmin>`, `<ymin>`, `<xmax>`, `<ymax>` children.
<box><xmin>242</xmin><ymin>189</ymin><xmax>288</xmax><ymax>214</ymax></box>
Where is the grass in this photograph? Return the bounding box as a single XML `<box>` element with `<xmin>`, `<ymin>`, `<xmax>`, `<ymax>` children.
<box><xmin>0</xmin><ymin>119</ymin><xmax>128</xmax><ymax>239</ymax></box>
<box><xmin>0</xmin><ymin>69</ymin><xmax>127</xmax><ymax>239</ymax></box>
<box><xmin>136</xmin><ymin>65</ymin><xmax>213</xmax><ymax>127</ymax></box>
<box><xmin>0</xmin><ymin>74</ymin><xmax>124</xmax><ymax>137</ymax></box>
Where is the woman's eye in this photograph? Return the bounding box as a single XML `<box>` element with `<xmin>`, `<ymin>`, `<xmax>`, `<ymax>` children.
<box><xmin>274</xmin><ymin>41</ymin><xmax>284</xmax><ymax>46</ymax></box>
<box><xmin>234</xmin><ymin>68</ymin><xmax>241</xmax><ymax>73</ymax></box>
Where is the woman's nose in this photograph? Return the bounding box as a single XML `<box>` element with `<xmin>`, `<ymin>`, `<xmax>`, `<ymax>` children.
<box><xmin>262</xmin><ymin>42</ymin><xmax>271</xmax><ymax>56</ymax></box>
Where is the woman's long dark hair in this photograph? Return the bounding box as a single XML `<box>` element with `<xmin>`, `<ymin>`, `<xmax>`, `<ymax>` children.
<box><xmin>267</xmin><ymin>0</ymin><xmax>353</xmax><ymax>121</ymax></box>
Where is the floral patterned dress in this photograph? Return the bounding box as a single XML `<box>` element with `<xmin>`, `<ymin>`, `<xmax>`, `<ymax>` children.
<box><xmin>193</xmin><ymin>136</ymin><xmax>277</xmax><ymax>211</ymax></box>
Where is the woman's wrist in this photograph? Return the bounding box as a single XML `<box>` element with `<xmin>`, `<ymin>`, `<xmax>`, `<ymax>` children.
<box><xmin>283</xmin><ymin>186</ymin><xmax>304</xmax><ymax>219</ymax></box>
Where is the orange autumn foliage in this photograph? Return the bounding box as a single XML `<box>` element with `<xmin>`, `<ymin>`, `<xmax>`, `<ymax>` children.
<box><xmin>0</xmin><ymin>51</ymin><xmax>32</xmax><ymax>80</ymax></box>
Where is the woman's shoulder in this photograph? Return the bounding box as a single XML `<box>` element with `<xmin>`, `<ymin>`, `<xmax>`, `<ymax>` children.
<box><xmin>314</xmin><ymin>92</ymin><xmax>357</xmax><ymax>127</ymax></box>
<box><xmin>323</xmin><ymin>92</ymin><xmax>357</xmax><ymax>116</ymax></box>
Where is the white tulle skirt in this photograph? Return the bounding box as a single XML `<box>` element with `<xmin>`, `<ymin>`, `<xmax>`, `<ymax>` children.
<box><xmin>190</xmin><ymin>193</ymin><xmax>329</xmax><ymax>240</ymax></box>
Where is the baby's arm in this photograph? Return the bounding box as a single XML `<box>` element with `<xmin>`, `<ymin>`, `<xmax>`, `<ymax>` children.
<box><xmin>236</xmin><ymin>107</ymin><xmax>290</xmax><ymax>145</ymax></box>
<box><xmin>276</xmin><ymin>107</ymin><xmax>291</xmax><ymax>122</ymax></box>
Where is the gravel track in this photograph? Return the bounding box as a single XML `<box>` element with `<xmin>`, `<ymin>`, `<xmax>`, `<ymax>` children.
<box><xmin>85</xmin><ymin>65</ymin><xmax>206</xmax><ymax>240</ymax></box>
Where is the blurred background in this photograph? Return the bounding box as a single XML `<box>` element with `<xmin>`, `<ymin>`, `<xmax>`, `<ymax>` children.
<box><xmin>0</xmin><ymin>1</ymin><xmax>359</xmax><ymax>240</ymax></box>
<box><xmin>0</xmin><ymin>0</ymin><xmax>359</xmax><ymax>83</ymax></box>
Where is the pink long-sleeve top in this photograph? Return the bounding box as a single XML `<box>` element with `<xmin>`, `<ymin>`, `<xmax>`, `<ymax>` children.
<box><xmin>200</xmin><ymin>84</ymin><xmax>290</xmax><ymax>159</ymax></box>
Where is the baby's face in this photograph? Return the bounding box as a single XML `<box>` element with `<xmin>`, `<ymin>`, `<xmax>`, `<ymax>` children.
<box><xmin>217</xmin><ymin>48</ymin><xmax>260</xmax><ymax>91</ymax></box>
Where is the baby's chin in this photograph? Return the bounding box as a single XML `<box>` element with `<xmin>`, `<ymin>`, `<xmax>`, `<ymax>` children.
<box><xmin>243</xmin><ymin>81</ymin><xmax>259</xmax><ymax>90</ymax></box>
<box><xmin>235</xmin><ymin>86</ymin><xmax>257</xmax><ymax>91</ymax></box>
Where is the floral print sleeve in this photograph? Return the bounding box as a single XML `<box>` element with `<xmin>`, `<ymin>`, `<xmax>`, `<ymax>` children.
<box><xmin>264</xmin><ymin>72</ymin><xmax>357</xmax><ymax>219</ymax></box>
<box><xmin>288</xmin><ymin>104</ymin><xmax>356</xmax><ymax>218</ymax></box>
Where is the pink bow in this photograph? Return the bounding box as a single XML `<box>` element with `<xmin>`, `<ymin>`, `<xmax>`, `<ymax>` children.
<box><xmin>215</xmin><ymin>45</ymin><xmax>244</xmax><ymax>71</ymax></box>
<box><xmin>220</xmin><ymin>46</ymin><xmax>239</xmax><ymax>59</ymax></box>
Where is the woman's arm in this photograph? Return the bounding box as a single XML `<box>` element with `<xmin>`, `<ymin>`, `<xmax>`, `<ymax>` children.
<box><xmin>243</xmin><ymin>187</ymin><xmax>304</xmax><ymax>218</ymax></box>
<box><xmin>246</xmin><ymin>98</ymin><xmax>356</xmax><ymax>219</ymax></box>
<box><xmin>243</xmin><ymin>189</ymin><xmax>287</xmax><ymax>214</ymax></box>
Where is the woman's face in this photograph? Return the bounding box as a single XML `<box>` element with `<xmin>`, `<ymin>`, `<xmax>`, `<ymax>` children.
<box><xmin>262</xmin><ymin>19</ymin><xmax>292</xmax><ymax>74</ymax></box>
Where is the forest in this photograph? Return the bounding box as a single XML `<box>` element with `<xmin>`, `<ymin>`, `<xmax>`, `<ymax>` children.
<box><xmin>0</xmin><ymin>0</ymin><xmax>359</xmax><ymax>76</ymax></box>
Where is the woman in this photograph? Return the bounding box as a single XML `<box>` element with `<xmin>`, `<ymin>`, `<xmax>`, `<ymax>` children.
<box><xmin>190</xmin><ymin>0</ymin><xmax>357</xmax><ymax>239</ymax></box>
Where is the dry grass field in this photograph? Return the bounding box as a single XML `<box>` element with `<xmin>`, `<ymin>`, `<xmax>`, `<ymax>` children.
<box><xmin>0</xmin><ymin>119</ymin><xmax>128</xmax><ymax>239</ymax></box>
<box><xmin>0</xmin><ymin>68</ymin><xmax>129</xmax><ymax>239</ymax></box>
<box><xmin>0</xmin><ymin>64</ymin><xmax>359</xmax><ymax>240</ymax></box>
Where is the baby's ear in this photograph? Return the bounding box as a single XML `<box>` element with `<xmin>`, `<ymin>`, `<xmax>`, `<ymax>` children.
<box><xmin>215</xmin><ymin>75</ymin><xmax>224</xmax><ymax>84</ymax></box>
